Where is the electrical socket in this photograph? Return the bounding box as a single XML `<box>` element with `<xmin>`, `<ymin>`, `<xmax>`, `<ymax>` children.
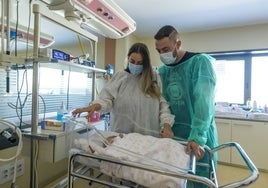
<box><xmin>15</xmin><ymin>159</ymin><xmax>24</xmax><ymax>177</ymax></box>
<box><xmin>0</xmin><ymin>159</ymin><xmax>24</xmax><ymax>184</ymax></box>
<box><xmin>0</xmin><ymin>164</ymin><xmax>10</xmax><ymax>184</ymax></box>
<box><xmin>9</xmin><ymin>159</ymin><xmax>24</xmax><ymax>178</ymax></box>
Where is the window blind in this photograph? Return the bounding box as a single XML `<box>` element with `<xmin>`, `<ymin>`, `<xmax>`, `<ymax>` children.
<box><xmin>0</xmin><ymin>67</ymin><xmax>94</xmax><ymax>119</ymax></box>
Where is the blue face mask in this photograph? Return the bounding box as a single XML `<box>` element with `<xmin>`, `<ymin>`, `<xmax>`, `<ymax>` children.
<box><xmin>128</xmin><ymin>63</ymin><xmax>143</xmax><ymax>75</ymax></box>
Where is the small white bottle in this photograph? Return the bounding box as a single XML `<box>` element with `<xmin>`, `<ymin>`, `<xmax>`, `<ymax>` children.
<box><xmin>56</xmin><ymin>102</ymin><xmax>68</xmax><ymax>121</ymax></box>
<box><xmin>246</xmin><ymin>99</ymin><xmax>251</xmax><ymax>108</ymax></box>
<box><xmin>252</xmin><ymin>100</ymin><xmax>257</xmax><ymax>112</ymax></box>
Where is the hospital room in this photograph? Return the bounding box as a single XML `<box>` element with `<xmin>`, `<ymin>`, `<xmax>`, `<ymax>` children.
<box><xmin>0</xmin><ymin>0</ymin><xmax>268</xmax><ymax>187</ymax></box>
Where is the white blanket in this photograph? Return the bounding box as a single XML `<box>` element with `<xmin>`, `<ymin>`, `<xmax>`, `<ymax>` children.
<box><xmin>74</xmin><ymin>132</ymin><xmax>190</xmax><ymax>188</ymax></box>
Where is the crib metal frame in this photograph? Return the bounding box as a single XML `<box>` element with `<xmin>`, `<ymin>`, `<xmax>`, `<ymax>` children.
<box><xmin>67</xmin><ymin>141</ymin><xmax>259</xmax><ymax>188</ymax></box>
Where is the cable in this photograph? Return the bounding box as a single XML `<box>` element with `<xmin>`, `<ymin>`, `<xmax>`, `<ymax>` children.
<box><xmin>77</xmin><ymin>35</ymin><xmax>86</xmax><ymax>56</ymax></box>
<box><xmin>0</xmin><ymin>119</ymin><xmax>23</xmax><ymax>162</ymax></box>
<box><xmin>77</xmin><ymin>35</ymin><xmax>94</xmax><ymax>62</ymax></box>
<box><xmin>7</xmin><ymin>93</ymin><xmax>47</xmax><ymax>127</ymax></box>
<box><xmin>11</xmin><ymin>158</ymin><xmax>18</xmax><ymax>188</ymax></box>
<box><xmin>14</xmin><ymin>0</ymin><xmax>19</xmax><ymax>57</ymax></box>
<box><xmin>89</xmin><ymin>39</ymin><xmax>94</xmax><ymax>60</ymax></box>
<box><xmin>34</xmin><ymin>139</ymin><xmax>39</xmax><ymax>188</ymax></box>
<box><xmin>25</xmin><ymin>0</ymin><xmax>33</xmax><ymax>59</ymax></box>
<box><xmin>7</xmin><ymin>65</ymin><xmax>47</xmax><ymax>127</ymax></box>
<box><xmin>10</xmin><ymin>66</ymin><xmax>29</xmax><ymax>128</ymax></box>
<box><xmin>66</xmin><ymin>67</ymin><xmax>71</xmax><ymax>110</ymax></box>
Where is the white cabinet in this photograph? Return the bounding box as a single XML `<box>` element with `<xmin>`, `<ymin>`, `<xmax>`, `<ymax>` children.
<box><xmin>215</xmin><ymin>118</ymin><xmax>232</xmax><ymax>163</ymax></box>
<box><xmin>231</xmin><ymin>120</ymin><xmax>268</xmax><ymax>170</ymax></box>
<box><xmin>216</xmin><ymin>118</ymin><xmax>268</xmax><ymax>170</ymax></box>
<box><xmin>22</xmin><ymin>132</ymin><xmax>66</xmax><ymax>163</ymax></box>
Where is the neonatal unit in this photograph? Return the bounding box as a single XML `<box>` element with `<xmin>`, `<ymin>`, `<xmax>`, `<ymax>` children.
<box><xmin>0</xmin><ymin>0</ymin><xmax>260</xmax><ymax>187</ymax></box>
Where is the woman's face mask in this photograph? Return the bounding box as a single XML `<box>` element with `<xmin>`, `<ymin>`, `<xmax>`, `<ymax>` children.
<box><xmin>128</xmin><ymin>62</ymin><xmax>143</xmax><ymax>75</ymax></box>
<box><xmin>160</xmin><ymin>45</ymin><xmax>177</xmax><ymax>65</ymax></box>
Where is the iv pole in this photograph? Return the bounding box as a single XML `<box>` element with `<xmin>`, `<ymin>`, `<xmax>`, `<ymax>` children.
<box><xmin>31</xmin><ymin>4</ymin><xmax>40</xmax><ymax>188</ymax></box>
<box><xmin>30</xmin><ymin>3</ymin><xmax>102</xmax><ymax>187</ymax></box>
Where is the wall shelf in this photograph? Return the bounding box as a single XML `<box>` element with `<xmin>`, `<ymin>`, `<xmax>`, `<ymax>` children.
<box><xmin>26</xmin><ymin>57</ymin><xmax>106</xmax><ymax>74</ymax></box>
<box><xmin>0</xmin><ymin>54</ymin><xmax>25</xmax><ymax>67</ymax></box>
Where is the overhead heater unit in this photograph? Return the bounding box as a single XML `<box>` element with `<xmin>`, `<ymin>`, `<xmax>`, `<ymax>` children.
<box><xmin>48</xmin><ymin>0</ymin><xmax>136</xmax><ymax>39</ymax></box>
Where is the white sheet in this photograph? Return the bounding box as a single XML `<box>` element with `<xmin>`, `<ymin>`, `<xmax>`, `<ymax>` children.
<box><xmin>74</xmin><ymin>132</ymin><xmax>189</xmax><ymax>188</ymax></box>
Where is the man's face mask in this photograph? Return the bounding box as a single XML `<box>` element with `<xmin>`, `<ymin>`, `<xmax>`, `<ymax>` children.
<box><xmin>128</xmin><ymin>63</ymin><xmax>143</xmax><ymax>75</ymax></box>
<box><xmin>160</xmin><ymin>44</ymin><xmax>177</xmax><ymax>65</ymax></box>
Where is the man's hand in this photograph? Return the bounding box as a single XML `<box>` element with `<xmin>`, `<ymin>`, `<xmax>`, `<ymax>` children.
<box><xmin>186</xmin><ymin>141</ymin><xmax>205</xmax><ymax>161</ymax></box>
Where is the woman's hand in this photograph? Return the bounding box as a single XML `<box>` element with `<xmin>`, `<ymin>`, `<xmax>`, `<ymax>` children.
<box><xmin>160</xmin><ymin>123</ymin><xmax>174</xmax><ymax>138</ymax></box>
<box><xmin>72</xmin><ymin>107</ymin><xmax>89</xmax><ymax>117</ymax></box>
<box><xmin>72</xmin><ymin>103</ymin><xmax>101</xmax><ymax>118</ymax></box>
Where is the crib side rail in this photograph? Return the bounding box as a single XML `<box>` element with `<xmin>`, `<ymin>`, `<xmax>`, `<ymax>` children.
<box><xmin>212</xmin><ymin>142</ymin><xmax>259</xmax><ymax>188</ymax></box>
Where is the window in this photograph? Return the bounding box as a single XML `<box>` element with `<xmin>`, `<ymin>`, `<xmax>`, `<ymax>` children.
<box><xmin>0</xmin><ymin>66</ymin><xmax>93</xmax><ymax>120</ymax></box>
<box><xmin>251</xmin><ymin>56</ymin><xmax>268</xmax><ymax>106</ymax></box>
<box><xmin>211</xmin><ymin>49</ymin><xmax>268</xmax><ymax>108</ymax></box>
<box><xmin>213</xmin><ymin>59</ymin><xmax>245</xmax><ymax>104</ymax></box>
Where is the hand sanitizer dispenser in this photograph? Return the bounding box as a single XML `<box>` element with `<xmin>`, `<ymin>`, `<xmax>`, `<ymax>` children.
<box><xmin>56</xmin><ymin>102</ymin><xmax>67</xmax><ymax>121</ymax></box>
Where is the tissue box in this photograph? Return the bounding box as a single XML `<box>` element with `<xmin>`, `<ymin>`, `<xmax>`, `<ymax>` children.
<box><xmin>41</xmin><ymin>119</ymin><xmax>65</xmax><ymax>131</ymax></box>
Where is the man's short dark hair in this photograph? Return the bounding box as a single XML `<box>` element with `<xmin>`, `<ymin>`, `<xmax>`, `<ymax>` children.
<box><xmin>154</xmin><ymin>25</ymin><xmax>179</xmax><ymax>42</ymax></box>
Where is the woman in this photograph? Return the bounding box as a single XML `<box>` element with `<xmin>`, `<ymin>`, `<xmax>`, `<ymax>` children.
<box><xmin>72</xmin><ymin>43</ymin><xmax>174</xmax><ymax>138</ymax></box>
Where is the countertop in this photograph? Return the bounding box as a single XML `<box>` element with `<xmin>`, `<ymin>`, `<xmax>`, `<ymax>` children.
<box><xmin>215</xmin><ymin>114</ymin><xmax>268</xmax><ymax>123</ymax></box>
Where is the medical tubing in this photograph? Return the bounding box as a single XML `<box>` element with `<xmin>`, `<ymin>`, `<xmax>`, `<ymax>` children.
<box><xmin>110</xmin><ymin>113</ymin><xmax>189</xmax><ymax>156</ymax></box>
<box><xmin>65</xmin><ymin>117</ymin><xmax>84</xmax><ymax>153</ymax></box>
<box><xmin>12</xmin><ymin>158</ymin><xmax>18</xmax><ymax>184</ymax></box>
<box><xmin>112</xmin><ymin>112</ymin><xmax>162</xmax><ymax>136</ymax></box>
<box><xmin>112</xmin><ymin>113</ymin><xmax>192</xmax><ymax>146</ymax></box>
<box><xmin>66</xmin><ymin>118</ymin><xmax>110</xmax><ymax>151</ymax></box>
<box><xmin>77</xmin><ymin>35</ymin><xmax>86</xmax><ymax>56</ymax></box>
<box><xmin>0</xmin><ymin>119</ymin><xmax>23</xmax><ymax>188</ymax></box>
<box><xmin>0</xmin><ymin>119</ymin><xmax>23</xmax><ymax>162</ymax></box>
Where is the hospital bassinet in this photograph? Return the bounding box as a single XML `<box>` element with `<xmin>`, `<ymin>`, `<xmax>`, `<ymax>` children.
<box><xmin>66</xmin><ymin>118</ymin><xmax>259</xmax><ymax>188</ymax></box>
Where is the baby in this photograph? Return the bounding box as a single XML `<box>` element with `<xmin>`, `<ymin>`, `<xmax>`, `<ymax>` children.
<box><xmin>99</xmin><ymin>133</ymin><xmax>190</xmax><ymax>188</ymax></box>
<box><xmin>74</xmin><ymin>132</ymin><xmax>190</xmax><ymax>188</ymax></box>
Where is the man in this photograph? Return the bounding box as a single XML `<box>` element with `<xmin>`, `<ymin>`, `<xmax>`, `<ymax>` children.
<box><xmin>154</xmin><ymin>25</ymin><xmax>218</xmax><ymax>187</ymax></box>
